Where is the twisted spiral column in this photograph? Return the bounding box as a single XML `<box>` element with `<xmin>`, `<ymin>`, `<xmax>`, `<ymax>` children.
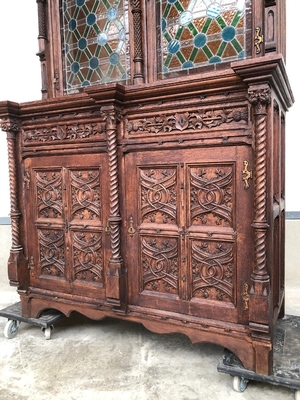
<box><xmin>1</xmin><ymin>119</ymin><xmax>22</xmax><ymax>252</ymax></box>
<box><xmin>130</xmin><ymin>0</ymin><xmax>144</xmax><ymax>84</ymax></box>
<box><xmin>249</xmin><ymin>85</ymin><xmax>271</xmax><ymax>283</ymax></box>
<box><xmin>102</xmin><ymin>108</ymin><xmax>122</xmax><ymax>264</ymax></box>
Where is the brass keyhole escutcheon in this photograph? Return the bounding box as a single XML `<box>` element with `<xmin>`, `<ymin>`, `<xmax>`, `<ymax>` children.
<box><xmin>242</xmin><ymin>160</ymin><xmax>252</xmax><ymax>190</ymax></box>
<box><xmin>128</xmin><ymin>217</ymin><xmax>136</xmax><ymax>235</ymax></box>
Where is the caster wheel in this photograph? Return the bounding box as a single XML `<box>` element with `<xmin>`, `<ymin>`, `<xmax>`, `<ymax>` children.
<box><xmin>42</xmin><ymin>325</ymin><xmax>54</xmax><ymax>340</ymax></box>
<box><xmin>233</xmin><ymin>376</ymin><xmax>248</xmax><ymax>392</ymax></box>
<box><xmin>4</xmin><ymin>319</ymin><xmax>20</xmax><ymax>339</ymax></box>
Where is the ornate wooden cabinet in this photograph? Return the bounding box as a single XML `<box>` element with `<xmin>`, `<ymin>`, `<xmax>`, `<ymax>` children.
<box><xmin>0</xmin><ymin>0</ymin><xmax>294</xmax><ymax>375</ymax></box>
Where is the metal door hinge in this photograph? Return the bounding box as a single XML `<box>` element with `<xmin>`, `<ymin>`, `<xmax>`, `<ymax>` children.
<box><xmin>242</xmin><ymin>283</ymin><xmax>250</xmax><ymax>311</ymax></box>
<box><xmin>242</xmin><ymin>160</ymin><xmax>252</xmax><ymax>190</ymax></box>
<box><xmin>254</xmin><ymin>26</ymin><xmax>264</xmax><ymax>54</ymax></box>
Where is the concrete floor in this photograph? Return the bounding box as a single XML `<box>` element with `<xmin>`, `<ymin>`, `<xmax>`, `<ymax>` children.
<box><xmin>0</xmin><ymin>221</ymin><xmax>300</xmax><ymax>400</ymax></box>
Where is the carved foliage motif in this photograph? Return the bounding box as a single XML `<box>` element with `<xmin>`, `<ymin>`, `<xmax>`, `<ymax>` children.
<box><xmin>39</xmin><ymin>229</ymin><xmax>65</xmax><ymax>277</ymax></box>
<box><xmin>22</xmin><ymin>122</ymin><xmax>105</xmax><ymax>143</ymax></box>
<box><xmin>192</xmin><ymin>240</ymin><xmax>234</xmax><ymax>302</ymax></box>
<box><xmin>73</xmin><ymin>232</ymin><xmax>103</xmax><ymax>283</ymax></box>
<box><xmin>36</xmin><ymin>170</ymin><xmax>63</xmax><ymax>219</ymax></box>
<box><xmin>127</xmin><ymin>108</ymin><xmax>248</xmax><ymax>135</ymax></box>
<box><xmin>142</xmin><ymin>236</ymin><xmax>179</xmax><ymax>294</ymax></box>
<box><xmin>70</xmin><ymin>169</ymin><xmax>101</xmax><ymax>221</ymax></box>
<box><xmin>140</xmin><ymin>168</ymin><xmax>177</xmax><ymax>224</ymax></box>
<box><xmin>190</xmin><ymin>165</ymin><xmax>233</xmax><ymax>227</ymax></box>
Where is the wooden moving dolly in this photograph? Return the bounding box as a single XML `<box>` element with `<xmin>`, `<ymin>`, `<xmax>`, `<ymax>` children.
<box><xmin>0</xmin><ymin>302</ymin><xmax>64</xmax><ymax>340</ymax></box>
<box><xmin>218</xmin><ymin>315</ymin><xmax>300</xmax><ymax>399</ymax></box>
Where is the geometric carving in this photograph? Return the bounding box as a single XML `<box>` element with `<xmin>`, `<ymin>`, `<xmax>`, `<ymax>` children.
<box><xmin>127</xmin><ymin>107</ymin><xmax>248</xmax><ymax>135</ymax></box>
<box><xmin>36</xmin><ymin>170</ymin><xmax>63</xmax><ymax>219</ymax></box>
<box><xmin>192</xmin><ymin>240</ymin><xmax>234</xmax><ymax>302</ymax></box>
<box><xmin>190</xmin><ymin>165</ymin><xmax>233</xmax><ymax>227</ymax></box>
<box><xmin>73</xmin><ymin>232</ymin><xmax>103</xmax><ymax>284</ymax></box>
<box><xmin>39</xmin><ymin>229</ymin><xmax>65</xmax><ymax>277</ymax></box>
<box><xmin>142</xmin><ymin>236</ymin><xmax>179</xmax><ymax>294</ymax></box>
<box><xmin>140</xmin><ymin>168</ymin><xmax>177</xmax><ymax>224</ymax></box>
<box><xmin>22</xmin><ymin>123</ymin><xmax>105</xmax><ymax>143</ymax></box>
<box><xmin>70</xmin><ymin>169</ymin><xmax>101</xmax><ymax>221</ymax></box>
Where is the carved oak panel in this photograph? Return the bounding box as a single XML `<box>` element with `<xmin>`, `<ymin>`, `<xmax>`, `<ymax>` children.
<box><xmin>191</xmin><ymin>239</ymin><xmax>234</xmax><ymax>303</ymax></box>
<box><xmin>140</xmin><ymin>167</ymin><xmax>177</xmax><ymax>225</ymax></box>
<box><xmin>189</xmin><ymin>164</ymin><xmax>233</xmax><ymax>227</ymax></box>
<box><xmin>72</xmin><ymin>231</ymin><xmax>103</xmax><ymax>284</ymax></box>
<box><xmin>141</xmin><ymin>235</ymin><xmax>179</xmax><ymax>295</ymax></box>
<box><xmin>36</xmin><ymin>169</ymin><xmax>63</xmax><ymax>219</ymax></box>
<box><xmin>39</xmin><ymin>229</ymin><xmax>65</xmax><ymax>278</ymax></box>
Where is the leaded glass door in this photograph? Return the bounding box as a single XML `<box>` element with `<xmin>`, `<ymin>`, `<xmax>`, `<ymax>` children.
<box><xmin>25</xmin><ymin>154</ymin><xmax>110</xmax><ymax>300</ymax></box>
<box><xmin>125</xmin><ymin>145</ymin><xmax>253</xmax><ymax>323</ymax></box>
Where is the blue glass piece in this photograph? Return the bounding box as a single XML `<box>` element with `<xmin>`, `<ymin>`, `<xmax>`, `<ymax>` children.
<box><xmin>82</xmin><ymin>80</ymin><xmax>90</xmax><ymax>87</ymax></box>
<box><xmin>194</xmin><ymin>33</ymin><xmax>206</xmax><ymax>48</ymax></box>
<box><xmin>209</xmin><ymin>56</ymin><xmax>222</xmax><ymax>64</ymax></box>
<box><xmin>161</xmin><ymin>18</ymin><xmax>167</xmax><ymax>32</ymax></box>
<box><xmin>222</xmin><ymin>26</ymin><xmax>236</xmax><ymax>42</ymax></box>
<box><xmin>86</xmin><ymin>13</ymin><xmax>96</xmax><ymax>26</ymax></box>
<box><xmin>119</xmin><ymin>28</ymin><xmax>125</xmax><ymax>41</ymax></box>
<box><xmin>97</xmin><ymin>33</ymin><xmax>108</xmax><ymax>46</ymax></box>
<box><xmin>207</xmin><ymin>3</ymin><xmax>221</xmax><ymax>18</ymax></box>
<box><xmin>69</xmin><ymin>19</ymin><xmax>77</xmax><ymax>31</ymax></box>
<box><xmin>71</xmin><ymin>61</ymin><xmax>80</xmax><ymax>74</ymax></box>
<box><xmin>238</xmin><ymin>51</ymin><xmax>245</xmax><ymax>59</ymax></box>
<box><xmin>167</xmin><ymin>0</ymin><xmax>177</xmax><ymax>3</ymax></box>
<box><xmin>65</xmin><ymin>44</ymin><xmax>69</xmax><ymax>54</ymax></box>
<box><xmin>63</xmin><ymin>1</ymin><xmax>67</xmax><ymax>13</ymax></box>
<box><xmin>110</xmin><ymin>53</ymin><xmax>120</xmax><ymax>65</ymax></box>
<box><xmin>108</xmin><ymin>7</ymin><xmax>117</xmax><ymax>21</ymax></box>
<box><xmin>182</xmin><ymin>61</ymin><xmax>194</xmax><ymax>69</ymax></box>
<box><xmin>180</xmin><ymin>11</ymin><xmax>193</xmax><ymax>26</ymax></box>
<box><xmin>89</xmin><ymin>57</ymin><xmax>99</xmax><ymax>69</ymax></box>
<box><xmin>76</xmin><ymin>0</ymin><xmax>85</xmax><ymax>6</ymax></box>
<box><xmin>78</xmin><ymin>37</ymin><xmax>87</xmax><ymax>50</ymax></box>
<box><xmin>168</xmin><ymin>40</ymin><xmax>180</xmax><ymax>54</ymax></box>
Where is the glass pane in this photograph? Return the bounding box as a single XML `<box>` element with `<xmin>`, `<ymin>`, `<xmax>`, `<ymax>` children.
<box><xmin>158</xmin><ymin>0</ymin><xmax>246</xmax><ymax>78</ymax></box>
<box><xmin>62</xmin><ymin>0</ymin><xmax>130</xmax><ymax>93</ymax></box>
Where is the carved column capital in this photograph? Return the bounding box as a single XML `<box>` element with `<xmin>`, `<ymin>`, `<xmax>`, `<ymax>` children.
<box><xmin>248</xmin><ymin>85</ymin><xmax>271</xmax><ymax>115</ymax></box>
<box><xmin>0</xmin><ymin>118</ymin><xmax>20</xmax><ymax>135</ymax></box>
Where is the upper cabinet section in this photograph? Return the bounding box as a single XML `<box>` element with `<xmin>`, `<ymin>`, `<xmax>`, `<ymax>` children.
<box><xmin>36</xmin><ymin>0</ymin><xmax>286</xmax><ymax>99</ymax></box>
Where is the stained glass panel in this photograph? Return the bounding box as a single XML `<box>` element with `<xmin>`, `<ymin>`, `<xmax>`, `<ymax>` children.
<box><xmin>62</xmin><ymin>0</ymin><xmax>130</xmax><ymax>93</ymax></box>
<box><xmin>158</xmin><ymin>0</ymin><xmax>246</xmax><ymax>78</ymax></box>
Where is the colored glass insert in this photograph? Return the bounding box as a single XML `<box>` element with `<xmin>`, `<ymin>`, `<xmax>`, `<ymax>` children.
<box><xmin>159</xmin><ymin>0</ymin><xmax>246</xmax><ymax>77</ymax></box>
<box><xmin>62</xmin><ymin>0</ymin><xmax>130</xmax><ymax>93</ymax></box>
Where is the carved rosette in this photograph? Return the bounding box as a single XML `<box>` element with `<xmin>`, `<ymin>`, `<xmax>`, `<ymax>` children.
<box><xmin>1</xmin><ymin>118</ymin><xmax>22</xmax><ymax>252</ymax></box>
<box><xmin>249</xmin><ymin>85</ymin><xmax>271</xmax><ymax>284</ymax></box>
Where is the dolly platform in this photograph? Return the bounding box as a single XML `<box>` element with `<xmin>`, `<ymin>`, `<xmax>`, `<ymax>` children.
<box><xmin>0</xmin><ymin>302</ymin><xmax>65</xmax><ymax>339</ymax></box>
<box><xmin>218</xmin><ymin>315</ymin><xmax>300</xmax><ymax>399</ymax></box>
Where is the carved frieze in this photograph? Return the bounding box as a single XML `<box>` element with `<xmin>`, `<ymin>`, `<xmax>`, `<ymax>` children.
<box><xmin>192</xmin><ymin>240</ymin><xmax>234</xmax><ymax>302</ymax></box>
<box><xmin>126</xmin><ymin>107</ymin><xmax>248</xmax><ymax>136</ymax></box>
<box><xmin>22</xmin><ymin>122</ymin><xmax>105</xmax><ymax>143</ymax></box>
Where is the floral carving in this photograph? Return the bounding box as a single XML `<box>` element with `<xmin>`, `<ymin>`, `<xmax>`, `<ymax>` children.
<box><xmin>22</xmin><ymin>122</ymin><xmax>105</xmax><ymax>143</ymax></box>
<box><xmin>126</xmin><ymin>108</ymin><xmax>248</xmax><ymax>135</ymax></box>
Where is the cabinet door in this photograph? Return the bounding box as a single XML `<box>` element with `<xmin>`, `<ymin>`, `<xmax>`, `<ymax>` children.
<box><xmin>125</xmin><ymin>146</ymin><xmax>253</xmax><ymax>324</ymax></box>
<box><xmin>24</xmin><ymin>154</ymin><xmax>110</xmax><ymax>300</ymax></box>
